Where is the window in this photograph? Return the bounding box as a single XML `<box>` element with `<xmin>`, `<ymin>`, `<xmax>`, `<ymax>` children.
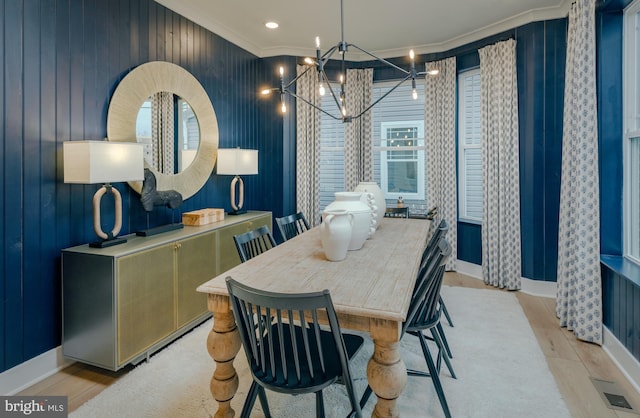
<box><xmin>458</xmin><ymin>69</ymin><xmax>483</xmax><ymax>223</ymax></box>
<box><xmin>379</xmin><ymin>121</ymin><xmax>425</xmax><ymax>200</ymax></box>
<box><xmin>624</xmin><ymin>0</ymin><xmax>640</xmax><ymax>263</ymax></box>
<box><xmin>319</xmin><ymin>80</ymin><xmax>426</xmax><ymax>211</ymax></box>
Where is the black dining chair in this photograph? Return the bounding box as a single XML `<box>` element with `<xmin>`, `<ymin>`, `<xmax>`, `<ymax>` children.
<box><xmin>226</xmin><ymin>277</ymin><xmax>372</xmax><ymax>418</ymax></box>
<box><xmin>275</xmin><ymin>211</ymin><xmax>311</xmax><ymax>242</ymax></box>
<box><xmin>403</xmin><ymin>237</ymin><xmax>454</xmax><ymax>418</ymax></box>
<box><xmin>233</xmin><ymin>225</ymin><xmax>277</xmax><ymax>263</ymax></box>
<box><xmin>421</xmin><ymin>219</ymin><xmax>454</xmax><ymax>330</ymax></box>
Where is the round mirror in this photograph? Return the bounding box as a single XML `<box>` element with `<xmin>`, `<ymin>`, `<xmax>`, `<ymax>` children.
<box><xmin>135</xmin><ymin>94</ymin><xmax>200</xmax><ymax>174</ymax></box>
<box><xmin>107</xmin><ymin>61</ymin><xmax>218</xmax><ymax>200</ymax></box>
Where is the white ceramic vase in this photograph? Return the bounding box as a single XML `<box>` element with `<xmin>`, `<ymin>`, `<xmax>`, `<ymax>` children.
<box><xmin>324</xmin><ymin>192</ymin><xmax>374</xmax><ymax>250</ymax></box>
<box><xmin>320</xmin><ymin>209</ymin><xmax>353</xmax><ymax>261</ymax></box>
<box><xmin>354</xmin><ymin>182</ymin><xmax>386</xmax><ymax>228</ymax></box>
<box><xmin>358</xmin><ymin>192</ymin><xmax>378</xmax><ymax>238</ymax></box>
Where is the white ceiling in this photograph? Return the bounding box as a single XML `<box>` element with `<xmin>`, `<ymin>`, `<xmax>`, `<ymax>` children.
<box><xmin>155</xmin><ymin>0</ymin><xmax>571</xmax><ymax>60</ymax></box>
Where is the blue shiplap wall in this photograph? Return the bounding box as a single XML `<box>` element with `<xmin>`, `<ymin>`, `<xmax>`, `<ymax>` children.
<box><xmin>0</xmin><ymin>0</ymin><xmax>285</xmax><ymax>372</ymax></box>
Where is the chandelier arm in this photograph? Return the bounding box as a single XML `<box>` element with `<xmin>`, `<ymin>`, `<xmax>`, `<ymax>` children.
<box><xmin>320</xmin><ymin>71</ymin><xmax>344</xmax><ymax>114</ymax></box>
<box><xmin>283</xmin><ymin>64</ymin><xmax>315</xmax><ymax>91</ymax></box>
<box><xmin>350</xmin><ymin>73</ymin><xmax>413</xmax><ymax>120</ymax></box>
<box><xmin>287</xmin><ymin>90</ymin><xmax>343</xmax><ymax>120</ymax></box>
<box><xmin>348</xmin><ymin>43</ymin><xmax>411</xmax><ymax>76</ymax></box>
<box><xmin>321</xmin><ymin>44</ymin><xmax>340</xmax><ymax>62</ymax></box>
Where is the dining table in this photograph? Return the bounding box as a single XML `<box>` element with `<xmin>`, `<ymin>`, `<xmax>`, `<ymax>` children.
<box><xmin>197</xmin><ymin>216</ymin><xmax>431</xmax><ymax>418</ymax></box>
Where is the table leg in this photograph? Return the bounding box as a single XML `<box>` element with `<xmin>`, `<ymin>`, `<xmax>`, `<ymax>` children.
<box><xmin>206</xmin><ymin>295</ymin><xmax>242</xmax><ymax>418</ymax></box>
<box><xmin>367</xmin><ymin>339</ymin><xmax>407</xmax><ymax>418</ymax></box>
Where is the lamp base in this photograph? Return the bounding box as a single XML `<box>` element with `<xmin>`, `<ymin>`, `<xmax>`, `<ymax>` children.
<box><xmin>227</xmin><ymin>210</ymin><xmax>247</xmax><ymax>216</ymax></box>
<box><xmin>136</xmin><ymin>223</ymin><xmax>184</xmax><ymax>237</ymax></box>
<box><xmin>89</xmin><ymin>237</ymin><xmax>128</xmax><ymax>248</ymax></box>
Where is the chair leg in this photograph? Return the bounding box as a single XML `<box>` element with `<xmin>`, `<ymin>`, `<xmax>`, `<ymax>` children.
<box><xmin>347</xmin><ymin>384</ymin><xmax>370</xmax><ymax>418</ymax></box>
<box><xmin>240</xmin><ymin>381</ymin><xmax>260</xmax><ymax>418</ymax></box>
<box><xmin>316</xmin><ymin>391</ymin><xmax>325</xmax><ymax>418</ymax></box>
<box><xmin>440</xmin><ymin>296</ymin><xmax>454</xmax><ymax>327</ymax></box>
<box><xmin>342</xmin><ymin>374</ymin><xmax>364</xmax><ymax>418</ymax></box>
<box><xmin>257</xmin><ymin>385</ymin><xmax>272</xmax><ymax>418</ymax></box>
<box><xmin>418</xmin><ymin>331</ymin><xmax>452</xmax><ymax>418</ymax></box>
<box><xmin>436</xmin><ymin>322</ymin><xmax>453</xmax><ymax>359</ymax></box>
<box><xmin>431</xmin><ymin>327</ymin><xmax>456</xmax><ymax>379</ymax></box>
<box><xmin>360</xmin><ymin>385</ymin><xmax>373</xmax><ymax>410</ymax></box>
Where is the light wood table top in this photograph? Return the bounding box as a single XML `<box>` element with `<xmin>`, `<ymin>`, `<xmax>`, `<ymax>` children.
<box><xmin>197</xmin><ymin>217</ymin><xmax>431</xmax><ymax>418</ymax></box>
<box><xmin>198</xmin><ymin>218</ymin><xmax>429</xmax><ymax>322</ymax></box>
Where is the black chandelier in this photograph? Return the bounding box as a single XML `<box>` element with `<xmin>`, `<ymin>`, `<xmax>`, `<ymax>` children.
<box><xmin>261</xmin><ymin>0</ymin><xmax>438</xmax><ymax>123</ymax></box>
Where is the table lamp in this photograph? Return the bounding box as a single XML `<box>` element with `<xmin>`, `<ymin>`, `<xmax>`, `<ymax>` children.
<box><xmin>64</xmin><ymin>140</ymin><xmax>144</xmax><ymax>248</ymax></box>
<box><xmin>216</xmin><ymin>148</ymin><xmax>258</xmax><ymax>215</ymax></box>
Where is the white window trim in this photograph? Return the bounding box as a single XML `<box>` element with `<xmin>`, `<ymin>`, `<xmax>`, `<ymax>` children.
<box><xmin>457</xmin><ymin>68</ymin><xmax>482</xmax><ymax>223</ymax></box>
<box><xmin>624</xmin><ymin>0</ymin><xmax>640</xmax><ymax>264</ymax></box>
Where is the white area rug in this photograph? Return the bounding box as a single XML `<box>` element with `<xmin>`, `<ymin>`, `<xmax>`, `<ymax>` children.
<box><xmin>71</xmin><ymin>286</ymin><xmax>571</xmax><ymax>418</ymax></box>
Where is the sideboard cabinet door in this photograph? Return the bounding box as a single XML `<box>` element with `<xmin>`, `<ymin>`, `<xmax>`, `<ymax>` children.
<box><xmin>117</xmin><ymin>243</ymin><xmax>176</xmax><ymax>366</ymax></box>
<box><xmin>176</xmin><ymin>232</ymin><xmax>217</xmax><ymax>328</ymax></box>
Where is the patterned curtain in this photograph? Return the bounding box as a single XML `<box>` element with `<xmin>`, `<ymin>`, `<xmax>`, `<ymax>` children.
<box><xmin>425</xmin><ymin>57</ymin><xmax>457</xmax><ymax>271</ymax></box>
<box><xmin>151</xmin><ymin>92</ymin><xmax>175</xmax><ymax>174</ymax></box>
<box><xmin>479</xmin><ymin>39</ymin><xmax>522</xmax><ymax>290</ymax></box>
<box><xmin>295</xmin><ymin>65</ymin><xmax>322</xmax><ymax>226</ymax></box>
<box><xmin>556</xmin><ymin>0</ymin><xmax>602</xmax><ymax>345</ymax></box>
<box><xmin>344</xmin><ymin>68</ymin><xmax>373</xmax><ymax>191</ymax></box>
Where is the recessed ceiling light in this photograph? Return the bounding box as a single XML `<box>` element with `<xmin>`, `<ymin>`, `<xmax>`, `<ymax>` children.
<box><xmin>265</xmin><ymin>22</ymin><xmax>279</xmax><ymax>29</ymax></box>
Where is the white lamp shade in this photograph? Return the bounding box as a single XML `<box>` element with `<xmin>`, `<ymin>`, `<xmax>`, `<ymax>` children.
<box><xmin>217</xmin><ymin>149</ymin><xmax>258</xmax><ymax>175</ymax></box>
<box><xmin>64</xmin><ymin>141</ymin><xmax>144</xmax><ymax>184</ymax></box>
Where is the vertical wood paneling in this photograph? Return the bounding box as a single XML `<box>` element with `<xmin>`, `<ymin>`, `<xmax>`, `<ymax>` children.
<box><xmin>0</xmin><ymin>0</ymin><xmax>273</xmax><ymax>372</ymax></box>
<box><xmin>629</xmin><ymin>286</ymin><xmax>640</xmax><ymax>361</ymax></box>
<box><xmin>4</xmin><ymin>0</ymin><xmax>25</xmax><ymax>370</ymax></box>
<box><xmin>39</xmin><ymin>0</ymin><xmax>60</xmax><ymax>359</ymax></box>
<box><xmin>0</xmin><ymin>0</ymin><xmax>4</xmax><ymax>370</ymax></box>
<box><xmin>23</xmin><ymin>0</ymin><xmax>46</xmax><ymax>359</ymax></box>
<box><xmin>0</xmin><ymin>0</ymin><xmax>5</xmax><ymax>369</ymax></box>
<box><xmin>517</xmin><ymin>21</ymin><xmax>550</xmax><ymax>281</ymax></box>
<box><xmin>598</xmin><ymin>10</ymin><xmax>624</xmax><ymax>256</ymax></box>
<box><xmin>602</xmin><ymin>265</ymin><xmax>640</xmax><ymax>363</ymax></box>
<box><xmin>543</xmin><ymin>19</ymin><xmax>566</xmax><ymax>282</ymax></box>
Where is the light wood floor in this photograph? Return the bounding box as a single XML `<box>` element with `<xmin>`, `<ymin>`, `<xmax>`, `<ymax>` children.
<box><xmin>18</xmin><ymin>272</ymin><xmax>640</xmax><ymax>417</ymax></box>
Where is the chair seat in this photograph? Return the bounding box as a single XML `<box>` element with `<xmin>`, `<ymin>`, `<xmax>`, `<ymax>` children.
<box><xmin>252</xmin><ymin>323</ymin><xmax>364</xmax><ymax>394</ymax></box>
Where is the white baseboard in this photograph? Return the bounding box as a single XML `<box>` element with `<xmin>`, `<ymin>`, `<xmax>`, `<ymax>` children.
<box><xmin>455</xmin><ymin>259</ymin><xmax>482</xmax><ymax>279</ymax></box>
<box><xmin>0</xmin><ymin>346</ymin><xmax>73</xmax><ymax>395</ymax></box>
<box><xmin>603</xmin><ymin>327</ymin><xmax>640</xmax><ymax>394</ymax></box>
<box><xmin>455</xmin><ymin>259</ymin><xmax>640</xmax><ymax>394</ymax></box>
<box><xmin>455</xmin><ymin>259</ymin><xmax>556</xmax><ymax>298</ymax></box>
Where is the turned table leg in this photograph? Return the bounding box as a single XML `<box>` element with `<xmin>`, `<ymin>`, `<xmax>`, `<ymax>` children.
<box><xmin>206</xmin><ymin>295</ymin><xmax>242</xmax><ymax>418</ymax></box>
<box><xmin>367</xmin><ymin>322</ymin><xmax>407</xmax><ymax>418</ymax></box>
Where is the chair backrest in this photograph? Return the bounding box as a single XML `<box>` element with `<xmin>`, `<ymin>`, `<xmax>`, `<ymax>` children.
<box><xmin>402</xmin><ymin>237</ymin><xmax>452</xmax><ymax>337</ymax></box>
<box><xmin>420</xmin><ymin>219</ymin><xmax>449</xmax><ymax>270</ymax></box>
<box><xmin>233</xmin><ymin>225</ymin><xmax>277</xmax><ymax>263</ymax></box>
<box><xmin>275</xmin><ymin>212</ymin><xmax>311</xmax><ymax>242</ymax></box>
<box><xmin>226</xmin><ymin>277</ymin><xmax>356</xmax><ymax>393</ymax></box>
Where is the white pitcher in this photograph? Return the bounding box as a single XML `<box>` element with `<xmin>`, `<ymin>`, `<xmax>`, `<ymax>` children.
<box><xmin>320</xmin><ymin>209</ymin><xmax>353</xmax><ymax>261</ymax></box>
<box><xmin>324</xmin><ymin>192</ymin><xmax>372</xmax><ymax>250</ymax></box>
